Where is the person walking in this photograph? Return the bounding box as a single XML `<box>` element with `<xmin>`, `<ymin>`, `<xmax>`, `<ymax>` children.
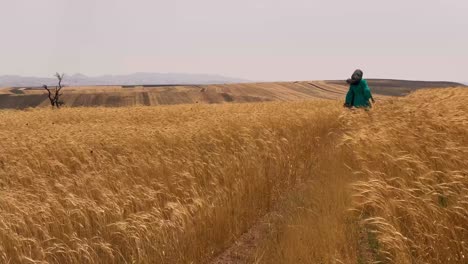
<box><xmin>344</xmin><ymin>69</ymin><xmax>375</xmax><ymax>108</ymax></box>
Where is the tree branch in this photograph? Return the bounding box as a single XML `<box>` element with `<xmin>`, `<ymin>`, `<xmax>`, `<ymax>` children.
<box><xmin>42</xmin><ymin>85</ymin><xmax>55</xmax><ymax>106</ymax></box>
<box><xmin>43</xmin><ymin>73</ymin><xmax>66</xmax><ymax>108</ymax></box>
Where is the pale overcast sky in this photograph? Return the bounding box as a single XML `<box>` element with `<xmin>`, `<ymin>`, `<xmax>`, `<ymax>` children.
<box><xmin>1</xmin><ymin>0</ymin><xmax>467</xmax><ymax>82</ymax></box>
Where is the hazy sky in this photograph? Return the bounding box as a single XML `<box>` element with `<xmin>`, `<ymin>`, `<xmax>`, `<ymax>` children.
<box><xmin>1</xmin><ymin>0</ymin><xmax>467</xmax><ymax>82</ymax></box>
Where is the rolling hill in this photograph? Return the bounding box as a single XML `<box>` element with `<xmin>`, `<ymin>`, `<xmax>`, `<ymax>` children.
<box><xmin>0</xmin><ymin>79</ymin><xmax>464</xmax><ymax>109</ymax></box>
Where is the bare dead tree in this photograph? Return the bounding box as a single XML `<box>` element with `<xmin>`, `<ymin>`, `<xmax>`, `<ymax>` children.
<box><xmin>42</xmin><ymin>73</ymin><xmax>65</xmax><ymax>108</ymax></box>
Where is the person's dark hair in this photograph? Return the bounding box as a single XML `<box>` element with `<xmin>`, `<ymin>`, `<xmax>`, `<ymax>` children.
<box><xmin>346</xmin><ymin>69</ymin><xmax>363</xmax><ymax>85</ymax></box>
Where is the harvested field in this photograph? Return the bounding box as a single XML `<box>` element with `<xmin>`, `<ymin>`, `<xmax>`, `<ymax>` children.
<box><xmin>0</xmin><ymin>80</ymin><xmax>462</xmax><ymax>109</ymax></box>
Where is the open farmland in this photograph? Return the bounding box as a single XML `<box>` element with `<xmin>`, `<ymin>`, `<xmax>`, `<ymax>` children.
<box><xmin>0</xmin><ymin>87</ymin><xmax>467</xmax><ymax>264</ymax></box>
<box><xmin>0</xmin><ymin>80</ymin><xmax>463</xmax><ymax>109</ymax></box>
<box><xmin>0</xmin><ymin>81</ymin><xmax>358</xmax><ymax>109</ymax></box>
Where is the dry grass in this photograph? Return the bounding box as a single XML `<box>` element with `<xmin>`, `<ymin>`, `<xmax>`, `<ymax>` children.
<box><xmin>1</xmin><ymin>88</ymin><xmax>467</xmax><ymax>264</ymax></box>
<box><xmin>0</xmin><ymin>100</ymin><xmax>342</xmax><ymax>263</ymax></box>
<box><xmin>345</xmin><ymin>88</ymin><xmax>468</xmax><ymax>263</ymax></box>
<box><xmin>257</xmin><ymin>88</ymin><xmax>468</xmax><ymax>264</ymax></box>
<box><xmin>254</xmin><ymin>137</ymin><xmax>361</xmax><ymax>264</ymax></box>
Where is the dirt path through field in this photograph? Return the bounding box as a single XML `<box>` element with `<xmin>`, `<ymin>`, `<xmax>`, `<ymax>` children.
<box><xmin>210</xmin><ymin>209</ymin><xmax>282</xmax><ymax>264</ymax></box>
<box><xmin>209</xmin><ymin>126</ymin><xmax>369</xmax><ymax>263</ymax></box>
<box><xmin>210</xmin><ymin>109</ymin><xmax>380</xmax><ymax>264</ymax></box>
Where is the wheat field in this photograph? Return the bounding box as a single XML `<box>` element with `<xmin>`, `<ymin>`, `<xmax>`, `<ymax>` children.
<box><xmin>345</xmin><ymin>88</ymin><xmax>468</xmax><ymax>263</ymax></box>
<box><xmin>0</xmin><ymin>99</ymin><xmax>343</xmax><ymax>263</ymax></box>
<box><xmin>256</xmin><ymin>88</ymin><xmax>468</xmax><ymax>264</ymax></box>
<box><xmin>0</xmin><ymin>88</ymin><xmax>467</xmax><ymax>264</ymax></box>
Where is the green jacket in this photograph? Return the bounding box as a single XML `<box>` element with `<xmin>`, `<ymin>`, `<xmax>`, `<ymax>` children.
<box><xmin>345</xmin><ymin>79</ymin><xmax>373</xmax><ymax>107</ymax></box>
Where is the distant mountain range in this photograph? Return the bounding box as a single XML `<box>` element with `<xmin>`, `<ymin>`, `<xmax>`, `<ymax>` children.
<box><xmin>0</xmin><ymin>73</ymin><xmax>249</xmax><ymax>87</ymax></box>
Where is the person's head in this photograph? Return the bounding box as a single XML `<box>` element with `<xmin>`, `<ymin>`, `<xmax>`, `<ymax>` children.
<box><xmin>346</xmin><ymin>69</ymin><xmax>363</xmax><ymax>85</ymax></box>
